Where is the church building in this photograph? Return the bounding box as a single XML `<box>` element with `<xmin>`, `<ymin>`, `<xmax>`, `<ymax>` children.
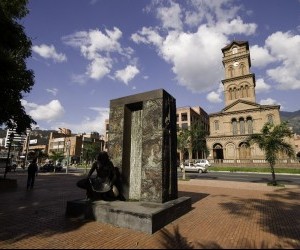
<box><xmin>206</xmin><ymin>41</ymin><xmax>281</xmax><ymax>163</ymax></box>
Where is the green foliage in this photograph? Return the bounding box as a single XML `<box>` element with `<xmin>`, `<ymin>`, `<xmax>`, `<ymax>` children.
<box><xmin>189</xmin><ymin>123</ymin><xmax>209</xmax><ymax>157</ymax></box>
<box><xmin>49</xmin><ymin>151</ymin><xmax>64</xmax><ymax>163</ymax></box>
<box><xmin>177</xmin><ymin>127</ymin><xmax>191</xmax><ymax>158</ymax></box>
<box><xmin>246</xmin><ymin>121</ymin><xmax>295</xmax><ymax>185</ymax></box>
<box><xmin>82</xmin><ymin>143</ymin><xmax>102</xmax><ymax>163</ymax></box>
<box><xmin>0</xmin><ymin>0</ymin><xmax>36</xmax><ymax>134</ymax></box>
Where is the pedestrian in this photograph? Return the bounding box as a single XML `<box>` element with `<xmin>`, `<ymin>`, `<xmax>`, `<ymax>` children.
<box><xmin>27</xmin><ymin>158</ymin><xmax>38</xmax><ymax>190</ymax></box>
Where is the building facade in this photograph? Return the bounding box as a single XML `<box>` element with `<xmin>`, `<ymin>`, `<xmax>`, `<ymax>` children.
<box><xmin>207</xmin><ymin>41</ymin><xmax>282</xmax><ymax>163</ymax></box>
<box><xmin>176</xmin><ymin>106</ymin><xmax>209</xmax><ymax>162</ymax></box>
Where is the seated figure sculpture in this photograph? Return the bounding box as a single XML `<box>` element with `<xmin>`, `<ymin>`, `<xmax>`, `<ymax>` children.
<box><xmin>77</xmin><ymin>151</ymin><xmax>125</xmax><ymax>201</ymax></box>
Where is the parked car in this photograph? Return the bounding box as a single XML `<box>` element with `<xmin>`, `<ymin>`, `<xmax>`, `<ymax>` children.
<box><xmin>180</xmin><ymin>161</ymin><xmax>208</xmax><ymax>173</ymax></box>
<box><xmin>40</xmin><ymin>163</ymin><xmax>54</xmax><ymax>172</ymax></box>
<box><xmin>194</xmin><ymin>159</ymin><xmax>211</xmax><ymax>167</ymax></box>
<box><xmin>40</xmin><ymin>163</ymin><xmax>63</xmax><ymax>172</ymax></box>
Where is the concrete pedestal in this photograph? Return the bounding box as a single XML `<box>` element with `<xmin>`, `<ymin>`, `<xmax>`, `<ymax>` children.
<box><xmin>66</xmin><ymin>196</ymin><xmax>191</xmax><ymax>234</ymax></box>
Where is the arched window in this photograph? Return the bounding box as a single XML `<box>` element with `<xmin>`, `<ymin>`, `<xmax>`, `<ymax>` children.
<box><xmin>228</xmin><ymin>88</ymin><xmax>233</xmax><ymax>100</ymax></box>
<box><xmin>232</xmin><ymin>118</ymin><xmax>238</xmax><ymax>135</ymax></box>
<box><xmin>240</xmin><ymin>63</ymin><xmax>245</xmax><ymax>75</ymax></box>
<box><xmin>247</xmin><ymin>117</ymin><xmax>253</xmax><ymax>134</ymax></box>
<box><xmin>239</xmin><ymin>118</ymin><xmax>245</xmax><ymax>134</ymax></box>
<box><xmin>267</xmin><ymin>114</ymin><xmax>274</xmax><ymax>124</ymax></box>
<box><xmin>228</xmin><ymin>66</ymin><xmax>234</xmax><ymax>77</ymax></box>
<box><xmin>214</xmin><ymin>120</ymin><xmax>219</xmax><ymax>130</ymax></box>
<box><xmin>245</xmin><ymin>85</ymin><xmax>249</xmax><ymax>97</ymax></box>
<box><xmin>240</xmin><ymin>86</ymin><xmax>244</xmax><ymax>98</ymax></box>
<box><xmin>233</xmin><ymin>87</ymin><xmax>238</xmax><ymax>99</ymax></box>
<box><xmin>232</xmin><ymin>47</ymin><xmax>238</xmax><ymax>54</ymax></box>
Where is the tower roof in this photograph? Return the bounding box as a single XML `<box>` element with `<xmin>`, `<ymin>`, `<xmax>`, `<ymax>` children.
<box><xmin>221</xmin><ymin>40</ymin><xmax>249</xmax><ymax>52</ymax></box>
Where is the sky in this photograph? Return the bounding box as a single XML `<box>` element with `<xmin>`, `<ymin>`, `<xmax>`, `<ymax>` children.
<box><xmin>20</xmin><ymin>0</ymin><xmax>300</xmax><ymax>135</ymax></box>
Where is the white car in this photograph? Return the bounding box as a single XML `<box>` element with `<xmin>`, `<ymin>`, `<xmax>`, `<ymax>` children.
<box><xmin>194</xmin><ymin>159</ymin><xmax>211</xmax><ymax>167</ymax></box>
<box><xmin>180</xmin><ymin>161</ymin><xmax>208</xmax><ymax>174</ymax></box>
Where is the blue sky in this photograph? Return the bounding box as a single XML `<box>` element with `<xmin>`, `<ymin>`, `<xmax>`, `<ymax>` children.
<box><xmin>21</xmin><ymin>0</ymin><xmax>300</xmax><ymax>135</ymax></box>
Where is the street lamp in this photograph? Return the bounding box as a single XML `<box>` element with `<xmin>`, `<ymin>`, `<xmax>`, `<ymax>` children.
<box><xmin>4</xmin><ymin>132</ymin><xmax>14</xmax><ymax>179</ymax></box>
<box><xmin>66</xmin><ymin>139</ymin><xmax>71</xmax><ymax>174</ymax></box>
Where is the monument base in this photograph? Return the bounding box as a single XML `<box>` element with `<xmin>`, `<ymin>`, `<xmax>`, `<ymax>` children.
<box><xmin>66</xmin><ymin>196</ymin><xmax>191</xmax><ymax>234</ymax></box>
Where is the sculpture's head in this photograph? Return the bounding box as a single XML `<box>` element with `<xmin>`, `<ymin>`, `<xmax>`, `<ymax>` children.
<box><xmin>97</xmin><ymin>151</ymin><xmax>109</xmax><ymax>164</ymax></box>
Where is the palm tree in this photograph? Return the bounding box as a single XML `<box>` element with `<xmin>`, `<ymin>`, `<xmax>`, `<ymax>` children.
<box><xmin>246</xmin><ymin>121</ymin><xmax>295</xmax><ymax>185</ymax></box>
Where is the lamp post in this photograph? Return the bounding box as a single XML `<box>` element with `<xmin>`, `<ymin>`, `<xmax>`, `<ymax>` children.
<box><xmin>4</xmin><ymin>133</ymin><xmax>14</xmax><ymax>179</ymax></box>
<box><xmin>58</xmin><ymin>128</ymin><xmax>69</xmax><ymax>174</ymax></box>
<box><xmin>24</xmin><ymin>129</ymin><xmax>31</xmax><ymax>168</ymax></box>
<box><xmin>66</xmin><ymin>139</ymin><xmax>71</xmax><ymax>174</ymax></box>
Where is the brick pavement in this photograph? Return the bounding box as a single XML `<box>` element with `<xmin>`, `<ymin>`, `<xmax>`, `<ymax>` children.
<box><xmin>0</xmin><ymin>171</ymin><xmax>300</xmax><ymax>249</ymax></box>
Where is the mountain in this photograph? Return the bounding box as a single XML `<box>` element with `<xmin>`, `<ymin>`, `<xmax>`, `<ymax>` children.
<box><xmin>280</xmin><ymin>110</ymin><xmax>300</xmax><ymax>134</ymax></box>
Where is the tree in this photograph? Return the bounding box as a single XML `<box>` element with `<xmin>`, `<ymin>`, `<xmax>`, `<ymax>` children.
<box><xmin>82</xmin><ymin>143</ymin><xmax>102</xmax><ymax>164</ymax></box>
<box><xmin>0</xmin><ymin>0</ymin><xmax>36</xmax><ymax>134</ymax></box>
<box><xmin>49</xmin><ymin>151</ymin><xmax>64</xmax><ymax>164</ymax></box>
<box><xmin>189</xmin><ymin>123</ymin><xmax>209</xmax><ymax>159</ymax></box>
<box><xmin>177</xmin><ymin>127</ymin><xmax>191</xmax><ymax>180</ymax></box>
<box><xmin>246</xmin><ymin>121</ymin><xmax>295</xmax><ymax>186</ymax></box>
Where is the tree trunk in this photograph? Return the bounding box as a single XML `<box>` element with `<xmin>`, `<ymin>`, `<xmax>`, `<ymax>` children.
<box><xmin>270</xmin><ymin>164</ymin><xmax>277</xmax><ymax>185</ymax></box>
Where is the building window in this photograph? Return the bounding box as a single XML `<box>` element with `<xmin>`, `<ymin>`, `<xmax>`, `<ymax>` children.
<box><xmin>247</xmin><ymin>117</ymin><xmax>253</xmax><ymax>134</ymax></box>
<box><xmin>267</xmin><ymin>114</ymin><xmax>274</xmax><ymax>124</ymax></box>
<box><xmin>239</xmin><ymin>118</ymin><xmax>245</xmax><ymax>134</ymax></box>
<box><xmin>214</xmin><ymin>120</ymin><xmax>219</xmax><ymax>130</ymax></box>
<box><xmin>232</xmin><ymin>47</ymin><xmax>238</xmax><ymax>54</ymax></box>
<box><xmin>232</xmin><ymin>119</ymin><xmax>237</xmax><ymax>135</ymax></box>
<box><xmin>228</xmin><ymin>66</ymin><xmax>234</xmax><ymax>77</ymax></box>
<box><xmin>181</xmin><ymin>113</ymin><xmax>188</xmax><ymax>122</ymax></box>
<box><xmin>181</xmin><ymin>123</ymin><xmax>188</xmax><ymax>129</ymax></box>
<box><xmin>240</xmin><ymin>64</ymin><xmax>245</xmax><ymax>75</ymax></box>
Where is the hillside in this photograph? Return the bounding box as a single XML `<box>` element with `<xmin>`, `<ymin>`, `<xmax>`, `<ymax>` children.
<box><xmin>280</xmin><ymin>110</ymin><xmax>300</xmax><ymax>134</ymax></box>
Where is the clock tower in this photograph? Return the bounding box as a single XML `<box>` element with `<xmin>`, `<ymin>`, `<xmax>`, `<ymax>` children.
<box><xmin>221</xmin><ymin>41</ymin><xmax>256</xmax><ymax>106</ymax></box>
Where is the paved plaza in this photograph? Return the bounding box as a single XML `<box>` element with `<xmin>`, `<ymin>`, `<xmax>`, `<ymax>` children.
<box><xmin>0</xmin><ymin>172</ymin><xmax>300</xmax><ymax>249</ymax></box>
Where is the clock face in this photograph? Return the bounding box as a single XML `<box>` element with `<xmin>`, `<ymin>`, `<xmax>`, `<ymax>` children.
<box><xmin>233</xmin><ymin>62</ymin><xmax>239</xmax><ymax>67</ymax></box>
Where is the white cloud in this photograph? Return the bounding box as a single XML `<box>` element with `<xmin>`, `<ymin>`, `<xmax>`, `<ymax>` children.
<box><xmin>46</xmin><ymin>88</ymin><xmax>58</xmax><ymax>96</ymax></box>
<box><xmin>63</xmin><ymin>27</ymin><xmax>133</xmax><ymax>81</ymax></box>
<box><xmin>184</xmin><ymin>0</ymin><xmax>242</xmax><ymax>27</ymax></box>
<box><xmin>32</xmin><ymin>44</ymin><xmax>67</xmax><ymax>63</ymax></box>
<box><xmin>131</xmin><ymin>27</ymin><xmax>163</xmax><ymax>46</ymax></box>
<box><xmin>55</xmin><ymin>107</ymin><xmax>109</xmax><ymax>135</ymax></box>
<box><xmin>114</xmin><ymin>65</ymin><xmax>140</xmax><ymax>84</ymax></box>
<box><xmin>22</xmin><ymin>100</ymin><xmax>65</xmax><ymax>121</ymax></box>
<box><xmin>206</xmin><ymin>83</ymin><xmax>223</xmax><ymax>103</ymax></box>
<box><xmin>265</xmin><ymin>31</ymin><xmax>300</xmax><ymax>90</ymax></box>
<box><xmin>131</xmin><ymin>1</ymin><xmax>257</xmax><ymax>94</ymax></box>
<box><xmin>87</xmin><ymin>57</ymin><xmax>112</xmax><ymax>80</ymax></box>
<box><xmin>156</xmin><ymin>1</ymin><xmax>183</xmax><ymax>30</ymax></box>
<box><xmin>250</xmin><ymin>45</ymin><xmax>276</xmax><ymax>68</ymax></box>
<box><xmin>259</xmin><ymin>98</ymin><xmax>279</xmax><ymax>106</ymax></box>
<box><xmin>214</xmin><ymin>17</ymin><xmax>257</xmax><ymax>35</ymax></box>
<box><xmin>255</xmin><ymin>78</ymin><xmax>271</xmax><ymax>93</ymax></box>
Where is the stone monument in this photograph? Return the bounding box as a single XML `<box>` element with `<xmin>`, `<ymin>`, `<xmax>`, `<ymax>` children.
<box><xmin>66</xmin><ymin>89</ymin><xmax>191</xmax><ymax>234</ymax></box>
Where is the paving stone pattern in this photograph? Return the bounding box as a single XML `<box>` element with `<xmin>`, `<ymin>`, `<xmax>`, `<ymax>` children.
<box><xmin>0</xmin><ymin>172</ymin><xmax>299</xmax><ymax>249</ymax></box>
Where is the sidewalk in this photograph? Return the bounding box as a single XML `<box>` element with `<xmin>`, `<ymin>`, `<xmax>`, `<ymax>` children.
<box><xmin>0</xmin><ymin>172</ymin><xmax>299</xmax><ymax>249</ymax></box>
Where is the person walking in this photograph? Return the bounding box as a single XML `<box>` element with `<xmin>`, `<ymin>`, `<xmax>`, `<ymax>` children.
<box><xmin>27</xmin><ymin>158</ymin><xmax>38</xmax><ymax>190</ymax></box>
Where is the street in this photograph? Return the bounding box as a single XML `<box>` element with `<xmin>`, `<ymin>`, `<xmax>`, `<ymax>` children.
<box><xmin>178</xmin><ymin>169</ymin><xmax>300</xmax><ymax>185</ymax></box>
